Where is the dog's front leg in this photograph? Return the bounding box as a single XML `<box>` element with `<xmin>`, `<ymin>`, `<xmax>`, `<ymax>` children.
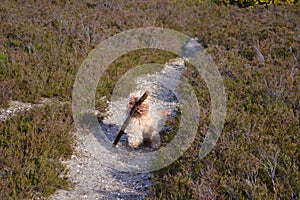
<box><xmin>150</xmin><ymin>132</ymin><xmax>161</xmax><ymax>149</ymax></box>
<box><xmin>127</xmin><ymin>124</ymin><xmax>143</xmax><ymax>148</ymax></box>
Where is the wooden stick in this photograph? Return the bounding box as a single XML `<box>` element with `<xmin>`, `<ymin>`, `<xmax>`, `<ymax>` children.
<box><xmin>113</xmin><ymin>91</ymin><xmax>149</xmax><ymax>146</ymax></box>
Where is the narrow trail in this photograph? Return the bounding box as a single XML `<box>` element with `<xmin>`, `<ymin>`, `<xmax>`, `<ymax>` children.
<box><xmin>0</xmin><ymin>59</ymin><xmax>187</xmax><ymax>200</ymax></box>
<box><xmin>0</xmin><ymin>39</ymin><xmax>199</xmax><ymax>200</ymax></box>
<box><xmin>50</xmin><ymin>132</ymin><xmax>153</xmax><ymax>200</ymax></box>
<box><xmin>0</xmin><ymin>98</ymin><xmax>54</xmax><ymax>122</ymax></box>
<box><xmin>50</xmin><ymin>58</ymin><xmax>186</xmax><ymax>200</ymax></box>
<box><xmin>51</xmin><ymin>38</ymin><xmax>200</xmax><ymax>199</ymax></box>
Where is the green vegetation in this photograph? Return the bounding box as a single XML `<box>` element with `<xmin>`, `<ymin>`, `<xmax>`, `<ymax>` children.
<box><xmin>150</xmin><ymin>3</ymin><xmax>300</xmax><ymax>200</ymax></box>
<box><xmin>0</xmin><ymin>0</ymin><xmax>299</xmax><ymax>199</ymax></box>
<box><xmin>0</xmin><ymin>104</ymin><xmax>74</xmax><ymax>199</ymax></box>
<box><xmin>215</xmin><ymin>0</ymin><xmax>298</xmax><ymax>7</ymax></box>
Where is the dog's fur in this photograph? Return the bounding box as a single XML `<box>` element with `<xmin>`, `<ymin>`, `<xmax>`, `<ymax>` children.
<box><xmin>125</xmin><ymin>91</ymin><xmax>161</xmax><ymax>149</ymax></box>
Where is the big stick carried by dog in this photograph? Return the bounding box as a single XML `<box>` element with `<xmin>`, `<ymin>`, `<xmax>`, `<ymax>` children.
<box><xmin>113</xmin><ymin>91</ymin><xmax>149</xmax><ymax>146</ymax></box>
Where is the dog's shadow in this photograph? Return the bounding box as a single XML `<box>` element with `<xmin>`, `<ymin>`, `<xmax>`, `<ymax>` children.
<box><xmin>97</xmin><ymin>117</ymin><xmax>158</xmax><ymax>153</ymax></box>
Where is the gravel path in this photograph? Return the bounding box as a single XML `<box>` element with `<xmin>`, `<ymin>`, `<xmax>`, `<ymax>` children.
<box><xmin>50</xmin><ymin>132</ymin><xmax>153</xmax><ymax>200</ymax></box>
<box><xmin>0</xmin><ymin>98</ymin><xmax>54</xmax><ymax>122</ymax></box>
<box><xmin>50</xmin><ymin>58</ymin><xmax>186</xmax><ymax>200</ymax></box>
<box><xmin>1</xmin><ymin>38</ymin><xmax>199</xmax><ymax>199</ymax></box>
<box><xmin>0</xmin><ymin>99</ymin><xmax>154</xmax><ymax>200</ymax></box>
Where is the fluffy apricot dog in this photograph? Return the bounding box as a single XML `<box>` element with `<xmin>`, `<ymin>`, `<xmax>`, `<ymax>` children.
<box><xmin>125</xmin><ymin>91</ymin><xmax>161</xmax><ymax>149</ymax></box>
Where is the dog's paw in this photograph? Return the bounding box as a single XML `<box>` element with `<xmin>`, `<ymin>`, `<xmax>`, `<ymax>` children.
<box><xmin>128</xmin><ymin>138</ymin><xmax>143</xmax><ymax>149</ymax></box>
<box><xmin>151</xmin><ymin>141</ymin><xmax>161</xmax><ymax>149</ymax></box>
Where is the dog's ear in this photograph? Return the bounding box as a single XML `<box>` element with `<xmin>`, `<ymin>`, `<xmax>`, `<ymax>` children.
<box><xmin>128</xmin><ymin>96</ymin><xmax>138</xmax><ymax>108</ymax></box>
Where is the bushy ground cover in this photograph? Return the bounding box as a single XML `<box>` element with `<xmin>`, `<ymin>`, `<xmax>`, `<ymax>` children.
<box><xmin>0</xmin><ymin>0</ymin><xmax>299</xmax><ymax>199</ymax></box>
<box><xmin>0</xmin><ymin>103</ymin><xmax>74</xmax><ymax>199</ymax></box>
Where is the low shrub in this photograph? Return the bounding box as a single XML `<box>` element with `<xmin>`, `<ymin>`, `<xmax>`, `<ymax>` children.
<box><xmin>0</xmin><ymin>103</ymin><xmax>74</xmax><ymax>199</ymax></box>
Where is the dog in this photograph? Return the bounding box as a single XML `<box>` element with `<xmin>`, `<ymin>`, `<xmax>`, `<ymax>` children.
<box><xmin>125</xmin><ymin>91</ymin><xmax>161</xmax><ymax>149</ymax></box>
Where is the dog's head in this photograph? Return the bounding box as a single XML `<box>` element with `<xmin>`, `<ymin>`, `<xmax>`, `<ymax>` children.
<box><xmin>128</xmin><ymin>91</ymin><xmax>150</xmax><ymax>117</ymax></box>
